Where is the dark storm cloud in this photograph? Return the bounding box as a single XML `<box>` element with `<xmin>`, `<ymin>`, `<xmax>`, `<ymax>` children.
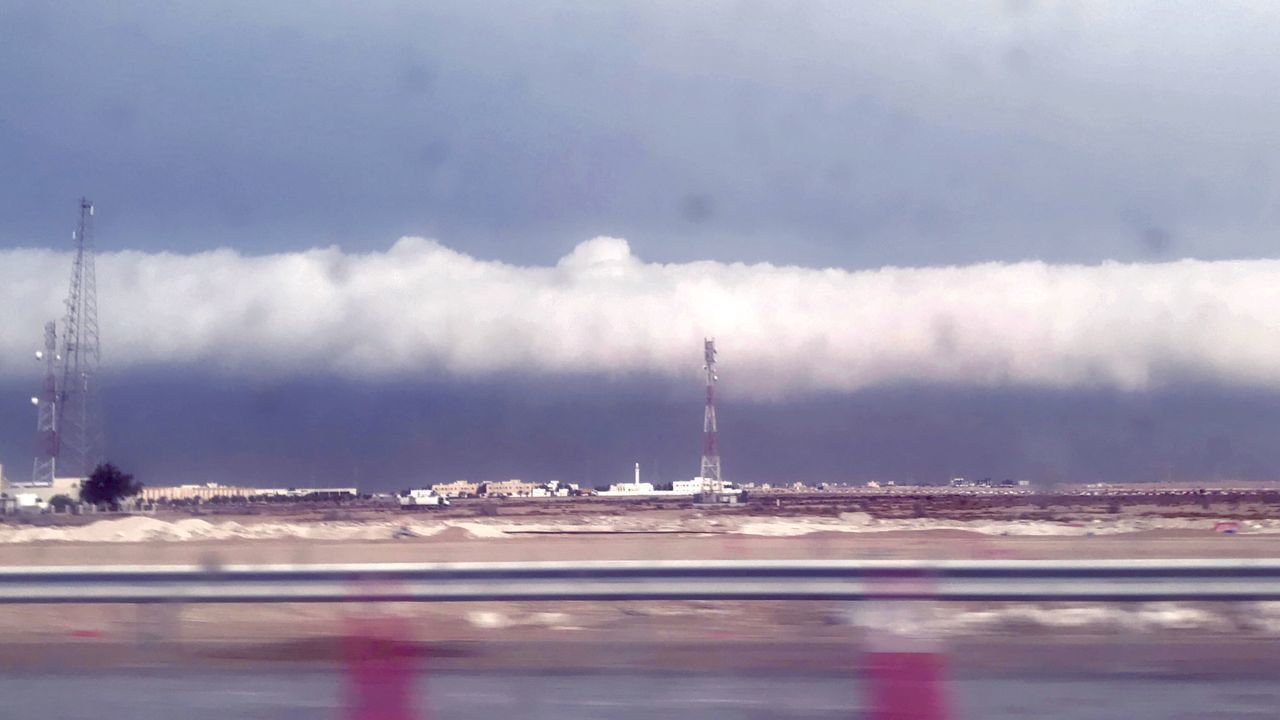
<box><xmin>2</xmin><ymin>2</ymin><xmax>1280</xmax><ymax>267</ymax></box>
<box><xmin>3</xmin><ymin>371</ymin><xmax>1276</xmax><ymax>488</ymax></box>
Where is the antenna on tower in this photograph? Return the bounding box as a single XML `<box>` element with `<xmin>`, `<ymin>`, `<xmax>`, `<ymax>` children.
<box><xmin>56</xmin><ymin>198</ymin><xmax>104</xmax><ymax>480</ymax></box>
<box><xmin>699</xmin><ymin>338</ymin><xmax>721</xmax><ymax>492</ymax></box>
<box><xmin>31</xmin><ymin>321</ymin><xmax>59</xmax><ymax>485</ymax></box>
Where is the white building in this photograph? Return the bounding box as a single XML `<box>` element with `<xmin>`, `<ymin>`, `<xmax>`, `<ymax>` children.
<box><xmin>3</xmin><ymin>476</ymin><xmax>83</xmax><ymax>504</ymax></box>
<box><xmin>673</xmin><ymin>477</ymin><xmax>734</xmax><ymax>494</ymax></box>
<box><xmin>542</xmin><ymin>480</ymin><xmax>572</xmax><ymax>497</ymax></box>
<box><xmin>672</xmin><ymin>478</ymin><xmax>702</xmax><ymax>494</ymax></box>
<box><xmin>597</xmin><ymin>465</ymin><xmax>740</xmax><ymax>498</ymax></box>
<box><xmin>602</xmin><ymin>482</ymin><xmax>656</xmax><ymax>494</ymax></box>
<box><xmin>599</xmin><ymin>462</ymin><xmax>657</xmax><ymax>495</ymax></box>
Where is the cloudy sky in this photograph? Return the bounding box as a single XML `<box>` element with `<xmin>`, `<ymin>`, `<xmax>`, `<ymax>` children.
<box><xmin>3</xmin><ymin>1</ymin><xmax>1280</xmax><ymax>488</ymax></box>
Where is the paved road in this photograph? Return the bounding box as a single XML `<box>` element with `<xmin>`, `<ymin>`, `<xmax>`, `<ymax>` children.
<box><xmin>1</xmin><ymin>670</ymin><xmax>1276</xmax><ymax>719</ymax></box>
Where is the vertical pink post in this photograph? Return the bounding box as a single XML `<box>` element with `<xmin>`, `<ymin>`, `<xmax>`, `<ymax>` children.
<box><xmin>860</xmin><ymin>573</ymin><xmax>949</xmax><ymax>720</ymax></box>
<box><xmin>865</xmin><ymin>648</ymin><xmax>947</xmax><ymax>720</ymax></box>
<box><xmin>344</xmin><ymin>578</ymin><xmax>419</xmax><ymax>720</ymax></box>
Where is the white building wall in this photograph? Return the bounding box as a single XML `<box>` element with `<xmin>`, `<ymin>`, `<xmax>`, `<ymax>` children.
<box><xmin>605</xmin><ymin>482</ymin><xmax>655</xmax><ymax>494</ymax></box>
<box><xmin>11</xmin><ymin>476</ymin><xmax>83</xmax><ymax>503</ymax></box>
<box><xmin>672</xmin><ymin>479</ymin><xmax>702</xmax><ymax>494</ymax></box>
<box><xmin>673</xmin><ymin>477</ymin><xmax>731</xmax><ymax>494</ymax></box>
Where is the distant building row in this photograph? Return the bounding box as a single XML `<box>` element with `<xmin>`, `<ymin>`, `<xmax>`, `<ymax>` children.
<box><xmin>596</xmin><ymin>475</ymin><xmax>739</xmax><ymax>497</ymax></box>
<box><xmin>949</xmin><ymin>477</ymin><xmax>1031</xmax><ymax>488</ymax></box>
<box><xmin>131</xmin><ymin>480</ymin><xmax>579</xmax><ymax>502</ymax></box>
<box><xmin>92</xmin><ymin>475</ymin><xmax>1038</xmax><ymax>505</ymax></box>
<box><xmin>139</xmin><ymin>484</ymin><xmax>358</xmax><ymax>502</ymax></box>
<box><xmin>430</xmin><ymin>479</ymin><xmax>580</xmax><ymax>498</ymax></box>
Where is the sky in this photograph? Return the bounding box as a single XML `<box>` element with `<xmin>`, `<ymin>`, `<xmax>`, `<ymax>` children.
<box><xmin>2</xmin><ymin>1</ymin><xmax>1280</xmax><ymax>488</ymax></box>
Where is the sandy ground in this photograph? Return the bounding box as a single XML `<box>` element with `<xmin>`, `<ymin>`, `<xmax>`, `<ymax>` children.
<box><xmin>2</xmin><ymin>531</ymin><xmax>1280</xmax><ymax>569</ymax></box>
<box><xmin>0</xmin><ymin>512</ymin><xmax>1277</xmax><ymax>566</ymax></box>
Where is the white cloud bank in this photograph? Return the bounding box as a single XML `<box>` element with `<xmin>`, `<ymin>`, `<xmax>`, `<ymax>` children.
<box><xmin>1</xmin><ymin>237</ymin><xmax>1277</xmax><ymax>398</ymax></box>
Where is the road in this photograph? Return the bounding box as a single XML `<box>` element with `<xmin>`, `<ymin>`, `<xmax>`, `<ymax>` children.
<box><xmin>2</xmin><ymin>670</ymin><xmax>1275</xmax><ymax>719</ymax></box>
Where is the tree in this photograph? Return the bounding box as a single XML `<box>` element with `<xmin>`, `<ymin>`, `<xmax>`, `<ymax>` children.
<box><xmin>48</xmin><ymin>494</ymin><xmax>77</xmax><ymax>512</ymax></box>
<box><xmin>80</xmin><ymin>463</ymin><xmax>142</xmax><ymax>509</ymax></box>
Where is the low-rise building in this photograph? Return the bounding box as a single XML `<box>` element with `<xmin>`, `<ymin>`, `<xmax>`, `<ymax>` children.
<box><xmin>141</xmin><ymin>483</ymin><xmax>248</xmax><ymax>501</ymax></box>
<box><xmin>431</xmin><ymin>480</ymin><xmax>479</xmax><ymax>498</ymax></box>
<box><xmin>141</xmin><ymin>484</ymin><xmax>358</xmax><ymax>502</ymax></box>
<box><xmin>290</xmin><ymin>487</ymin><xmax>358</xmax><ymax>499</ymax></box>
<box><xmin>4</xmin><ymin>476</ymin><xmax>83</xmax><ymax>504</ymax></box>
<box><xmin>673</xmin><ymin>477</ymin><xmax>734</xmax><ymax>494</ymax></box>
<box><xmin>484</xmin><ymin>479</ymin><xmax>537</xmax><ymax>497</ymax></box>
<box><xmin>672</xmin><ymin>478</ymin><xmax>701</xmax><ymax>494</ymax></box>
<box><xmin>603</xmin><ymin>481</ymin><xmax>656</xmax><ymax>494</ymax></box>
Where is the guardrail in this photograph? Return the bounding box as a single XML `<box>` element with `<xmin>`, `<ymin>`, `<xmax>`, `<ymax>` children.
<box><xmin>0</xmin><ymin>559</ymin><xmax>1278</xmax><ymax>604</ymax></box>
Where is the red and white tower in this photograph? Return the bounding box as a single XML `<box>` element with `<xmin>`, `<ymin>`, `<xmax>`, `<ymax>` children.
<box><xmin>31</xmin><ymin>321</ymin><xmax>59</xmax><ymax>485</ymax></box>
<box><xmin>56</xmin><ymin>198</ymin><xmax>104</xmax><ymax>480</ymax></box>
<box><xmin>699</xmin><ymin>338</ymin><xmax>721</xmax><ymax>491</ymax></box>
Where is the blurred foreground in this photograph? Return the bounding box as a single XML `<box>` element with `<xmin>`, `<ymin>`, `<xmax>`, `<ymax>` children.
<box><xmin>2</xmin><ymin>668</ymin><xmax>1277</xmax><ymax>720</ymax></box>
<box><xmin>3</xmin><ymin>506</ymin><xmax>1278</xmax><ymax>718</ymax></box>
<box><xmin>2</xmin><ymin>596</ymin><xmax>1279</xmax><ymax>719</ymax></box>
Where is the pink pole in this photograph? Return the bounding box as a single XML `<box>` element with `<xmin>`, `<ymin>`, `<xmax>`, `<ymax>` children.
<box><xmin>860</xmin><ymin>574</ymin><xmax>950</xmax><ymax>720</ymax></box>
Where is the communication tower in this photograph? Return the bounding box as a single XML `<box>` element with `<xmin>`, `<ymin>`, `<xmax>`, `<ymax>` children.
<box><xmin>56</xmin><ymin>198</ymin><xmax>104</xmax><ymax>479</ymax></box>
<box><xmin>700</xmin><ymin>338</ymin><xmax>721</xmax><ymax>491</ymax></box>
<box><xmin>31</xmin><ymin>321</ymin><xmax>59</xmax><ymax>485</ymax></box>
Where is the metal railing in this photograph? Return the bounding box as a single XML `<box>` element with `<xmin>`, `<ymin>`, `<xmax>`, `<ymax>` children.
<box><xmin>0</xmin><ymin>559</ymin><xmax>1278</xmax><ymax>604</ymax></box>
